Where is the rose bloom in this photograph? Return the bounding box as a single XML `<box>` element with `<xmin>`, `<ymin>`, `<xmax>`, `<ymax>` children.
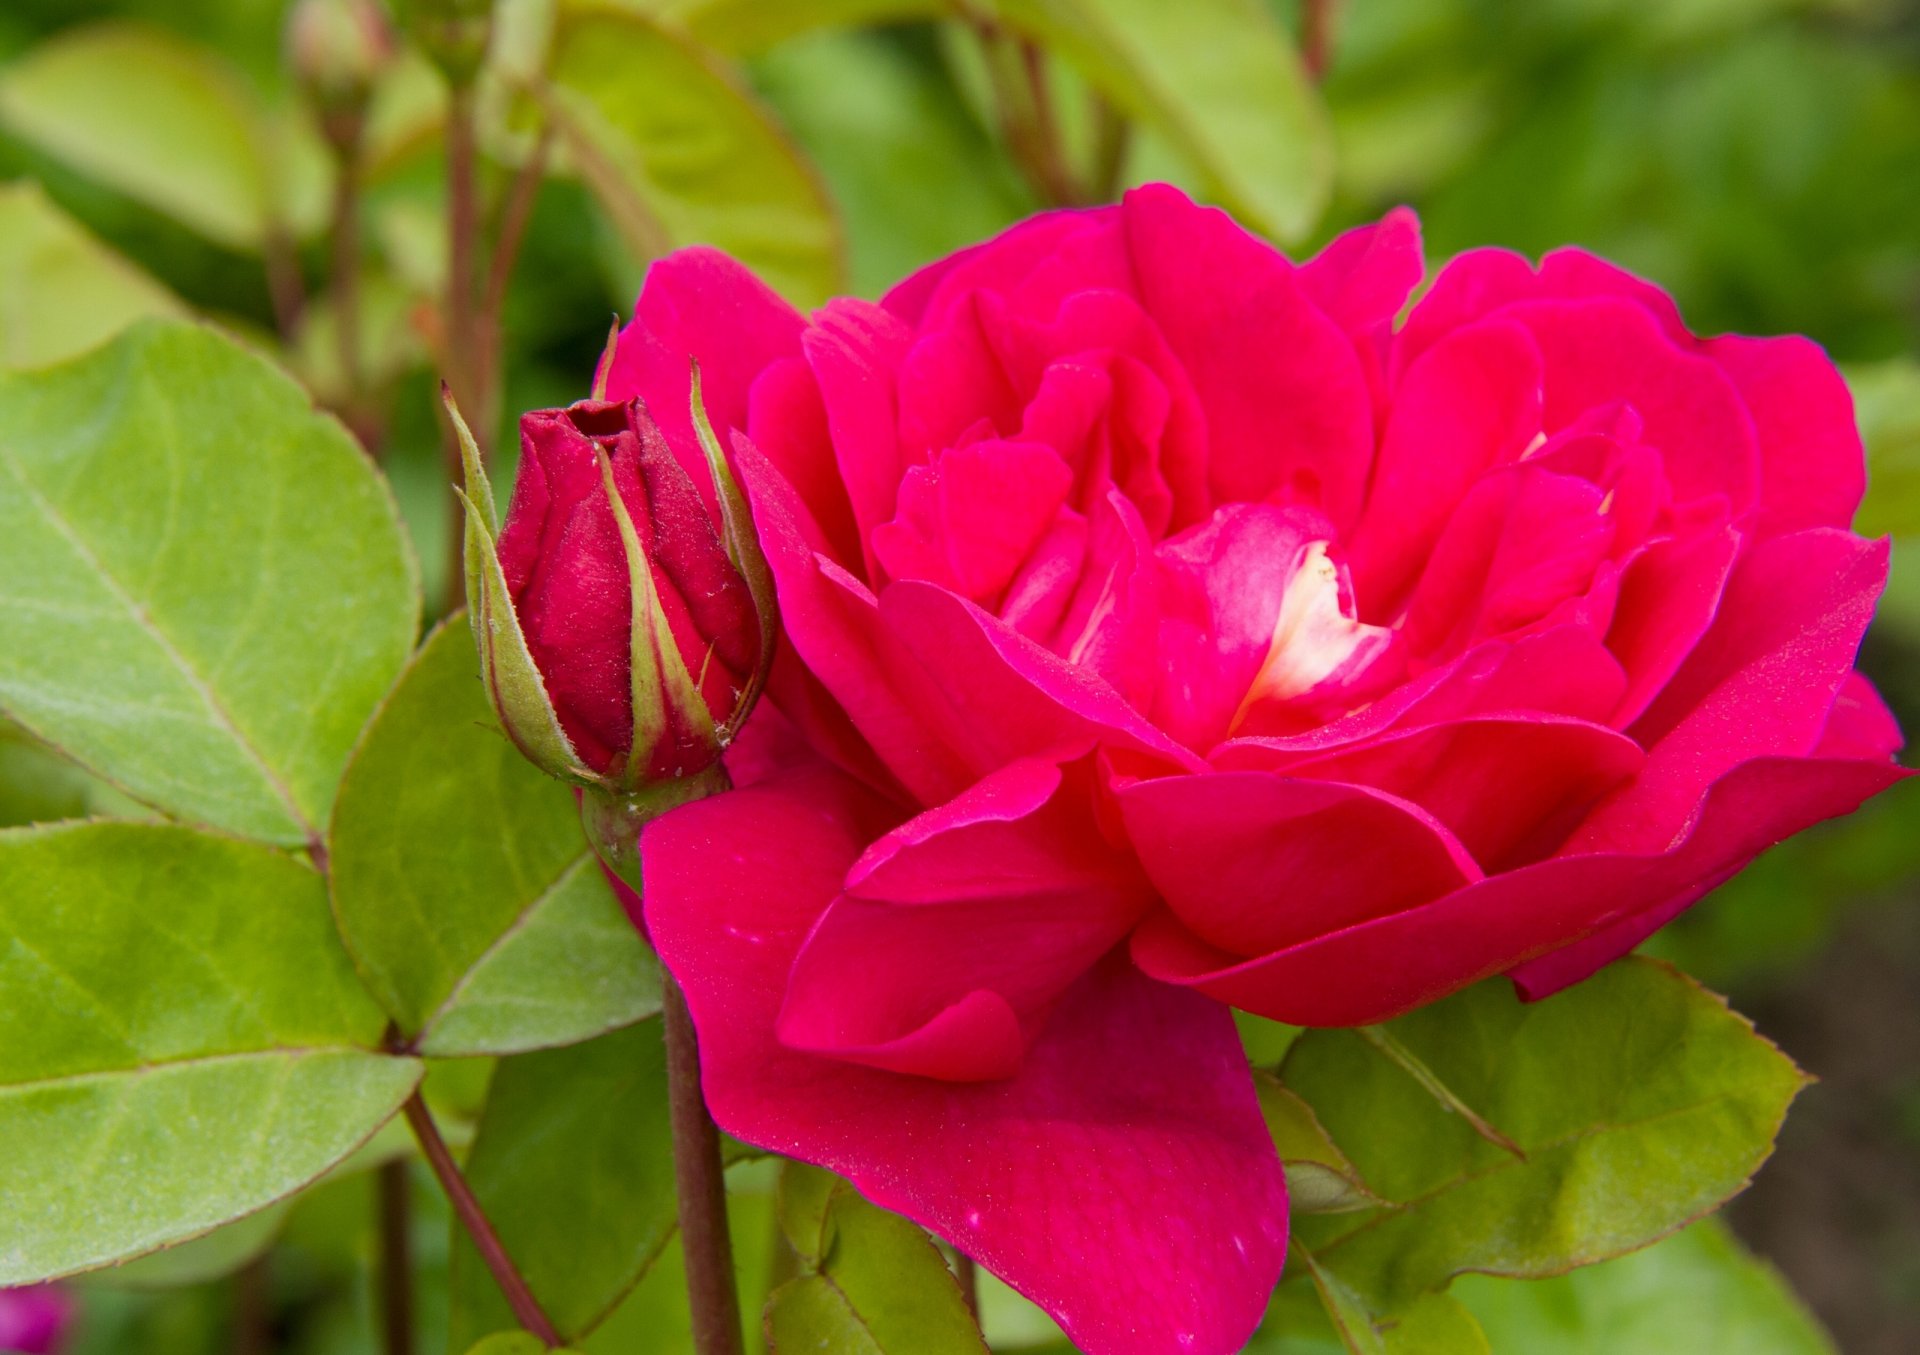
<box><xmin>599</xmin><ymin>185</ymin><xmax>1905</xmax><ymax>1354</ymax></box>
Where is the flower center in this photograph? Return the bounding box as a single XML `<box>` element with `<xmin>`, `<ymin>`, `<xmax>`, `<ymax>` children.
<box><xmin>1229</xmin><ymin>541</ymin><xmax>1394</xmax><ymax>736</ymax></box>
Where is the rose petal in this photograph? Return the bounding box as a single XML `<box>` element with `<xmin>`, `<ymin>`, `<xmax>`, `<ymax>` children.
<box><xmin>1589</xmin><ymin>528</ymin><xmax>1889</xmax><ymax>853</ymax></box>
<box><xmin>1348</xmin><ymin>319</ymin><xmax>1545</xmax><ymax>617</ymax></box>
<box><xmin>1134</xmin><ymin>755</ymin><xmax>1907</xmax><ymax>1025</ymax></box>
<box><xmin>1119</xmin><ymin>771</ymin><xmax>1480</xmax><ymax>957</ymax></box>
<box><xmin>1121</xmin><ymin>183</ymin><xmax>1375</xmax><ymax>528</ymax></box>
<box><xmin>643</xmin><ymin>761</ymin><xmax>1289</xmax><ymax>1355</ymax></box>
<box><xmin>606</xmin><ymin>246</ymin><xmax>807</xmax><ymax>498</ymax></box>
<box><xmin>779</xmin><ymin>757</ymin><xmax>1153</xmax><ymax>1081</ymax></box>
<box><xmin>1703</xmin><ymin>334</ymin><xmax>1865</xmax><ymax>537</ymax></box>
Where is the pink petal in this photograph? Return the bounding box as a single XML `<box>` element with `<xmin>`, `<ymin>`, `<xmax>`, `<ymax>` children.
<box><xmin>879</xmin><ymin>577</ymin><xmax>1204</xmax><ymax>777</ymax></box>
<box><xmin>1501</xmin><ymin>296</ymin><xmax>1761</xmax><ymax>517</ymax></box>
<box><xmin>1588</xmin><ymin>528</ymin><xmax>1889</xmax><ymax>853</ymax></box>
<box><xmin>1603</xmin><ymin>525</ymin><xmax>1741</xmax><ymax>727</ymax></box>
<box><xmin>1133</xmin><ymin>754</ymin><xmax>1906</xmax><ymax>1025</ymax></box>
<box><xmin>746</xmin><ymin>355</ymin><xmax>864</xmax><ymax>570</ymax></box>
<box><xmin>1121</xmin><ymin>183</ymin><xmax>1375</xmax><ymax>529</ymax></box>
<box><xmin>872</xmin><ymin>439</ymin><xmax>1074</xmax><ymax>600</ymax></box>
<box><xmin>1348</xmin><ymin>319</ymin><xmax>1545</xmax><ymax>616</ymax></box>
<box><xmin>882</xmin><ymin>208</ymin><xmax>1118</xmax><ymax>329</ymax></box>
<box><xmin>803</xmin><ymin>299</ymin><xmax>917</xmax><ymax>582</ymax></box>
<box><xmin>1297</xmin><ymin>206</ymin><xmax>1426</xmax><ymax>336</ymax></box>
<box><xmin>643</xmin><ymin>762</ymin><xmax>1289</xmax><ymax>1355</ymax></box>
<box><xmin>606</xmin><ymin>246</ymin><xmax>807</xmax><ymax>497</ymax></box>
<box><xmin>1283</xmin><ymin>714</ymin><xmax>1645</xmax><ymax>871</ymax></box>
<box><xmin>1118</xmin><ymin>771</ymin><xmax>1479</xmax><ymax>956</ymax></box>
<box><xmin>1816</xmin><ymin>670</ymin><xmax>1904</xmax><ymax>761</ymax></box>
<box><xmin>778</xmin><ymin>757</ymin><xmax>1154</xmax><ymax>1081</ymax></box>
<box><xmin>1703</xmin><ymin>334</ymin><xmax>1865</xmax><ymax>537</ymax></box>
<box><xmin>735</xmin><ymin>433</ymin><xmax>977</xmax><ymax>805</ymax></box>
<box><xmin>1507</xmin><ymin>756</ymin><xmax>1913</xmax><ymax>1000</ymax></box>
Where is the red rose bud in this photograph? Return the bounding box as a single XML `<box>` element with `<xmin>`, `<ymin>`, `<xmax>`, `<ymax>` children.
<box><xmin>446</xmin><ymin>383</ymin><xmax>774</xmax><ymax>809</ymax></box>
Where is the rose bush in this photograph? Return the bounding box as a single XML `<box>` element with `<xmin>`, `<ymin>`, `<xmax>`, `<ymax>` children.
<box><xmin>603</xmin><ymin>184</ymin><xmax>1905</xmax><ymax>1353</ymax></box>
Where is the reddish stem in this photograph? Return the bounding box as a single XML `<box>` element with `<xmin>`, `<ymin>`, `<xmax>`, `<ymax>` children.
<box><xmin>664</xmin><ymin>973</ymin><xmax>744</xmax><ymax>1355</ymax></box>
<box><xmin>401</xmin><ymin>1092</ymin><xmax>562</xmax><ymax>1346</ymax></box>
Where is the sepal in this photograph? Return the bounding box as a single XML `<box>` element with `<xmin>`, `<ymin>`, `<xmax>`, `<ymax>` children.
<box><xmin>690</xmin><ymin>361</ymin><xmax>779</xmax><ymax>742</ymax></box>
<box><xmin>445</xmin><ymin>389</ymin><xmax>601</xmax><ymax>787</ymax></box>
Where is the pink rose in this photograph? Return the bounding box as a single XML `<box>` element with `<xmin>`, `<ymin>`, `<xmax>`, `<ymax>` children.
<box><xmin>0</xmin><ymin>1286</ymin><xmax>72</xmax><ymax>1354</ymax></box>
<box><xmin>610</xmin><ymin>186</ymin><xmax>1906</xmax><ymax>1353</ymax></box>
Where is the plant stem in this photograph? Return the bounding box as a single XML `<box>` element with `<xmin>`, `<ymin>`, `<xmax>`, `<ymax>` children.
<box><xmin>1302</xmin><ymin>0</ymin><xmax>1340</xmax><ymax>82</ymax></box>
<box><xmin>377</xmin><ymin>1156</ymin><xmax>416</xmax><ymax>1355</ymax></box>
<box><xmin>441</xmin><ymin>79</ymin><xmax>485</xmax><ymax>615</ymax></box>
<box><xmin>954</xmin><ymin>1252</ymin><xmax>980</xmax><ymax>1321</ymax></box>
<box><xmin>484</xmin><ymin>124</ymin><xmax>552</xmax><ymax>341</ymax></box>
<box><xmin>263</xmin><ymin>224</ymin><xmax>307</xmax><ymax>340</ymax></box>
<box><xmin>232</xmin><ymin>1252</ymin><xmax>270</xmax><ymax>1355</ymax></box>
<box><xmin>663</xmin><ymin>972</ymin><xmax>744</xmax><ymax>1355</ymax></box>
<box><xmin>1018</xmin><ymin>41</ymin><xmax>1077</xmax><ymax>206</ymax></box>
<box><xmin>329</xmin><ymin>120</ymin><xmax>368</xmax><ymax>421</ymax></box>
<box><xmin>400</xmin><ymin>1091</ymin><xmax>562</xmax><ymax>1346</ymax></box>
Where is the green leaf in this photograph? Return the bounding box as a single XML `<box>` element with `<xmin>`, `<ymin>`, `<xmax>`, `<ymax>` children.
<box><xmin>766</xmin><ymin>1162</ymin><xmax>987</xmax><ymax>1355</ymax></box>
<box><xmin>1454</xmin><ymin>1219</ymin><xmax>1835</xmax><ymax>1354</ymax></box>
<box><xmin>0</xmin><ymin>821</ymin><xmax>421</xmax><ymax>1283</ymax></box>
<box><xmin>1851</xmin><ymin>357</ymin><xmax>1920</xmax><ymax>540</ymax></box>
<box><xmin>543</xmin><ymin>4</ymin><xmax>845</xmax><ymax>308</ymax></box>
<box><xmin>0</xmin><ymin>320</ymin><xmax>418</xmax><ymax>847</ymax></box>
<box><xmin>0</xmin><ymin>181</ymin><xmax>185</xmax><ymax>371</ymax></box>
<box><xmin>1282</xmin><ymin>957</ymin><xmax>1806</xmax><ymax>1313</ymax></box>
<box><xmin>750</xmin><ymin>27</ymin><xmax>1032</xmax><ymax>300</ymax></box>
<box><xmin>465</xmin><ymin>1336</ymin><xmax>581</xmax><ymax>1355</ymax></box>
<box><xmin>448</xmin><ymin>1022</ymin><xmax>676</xmax><ymax>1346</ymax></box>
<box><xmin>988</xmin><ymin>0</ymin><xmax>1333</xmax><ymax>241</ymax></box>
<box><xmin>83</xmin><ymin>1201</ymin><xmax>291</xmax><ymax>1290</ymax></box>
<box><xmin>1257</xmin><ymin>1073</ymin><xmax>1381</xmax><ymax>1215</ymax></box>
<box><xmin>648</xmin><ymin>0</ymin><xmax>946</xmax><ymax>55</ymax></box>
<box><xmin>0</xmin><ymin>23</ymin><xmax>325</xmax><ymax>251</ymax></box>
<box><xmin>330</xmin><ymin>620</ymin><xmax>660</xmax><ymax>1055</ymax></box>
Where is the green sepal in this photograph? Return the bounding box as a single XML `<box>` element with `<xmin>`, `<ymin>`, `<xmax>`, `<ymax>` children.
<box><xmin>593</xmin><ymin>443</ymin><xmax>717</xmax><ymax>785</ymax></box>
<box><xmin>444</xmin><ymin>389</ymin><xmax>598</xmax><ymax>788</ymax></box>
<box><xmin>690</xmin><ymin>360</ymin><xmax>778</xmax><ymax>742</ymax></box>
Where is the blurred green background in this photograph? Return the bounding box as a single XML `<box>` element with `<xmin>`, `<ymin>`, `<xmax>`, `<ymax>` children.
<box><xmin>0</xmin><ymin>0</ymin><xmax>1915</xmax><ymax>1351</ymax></box>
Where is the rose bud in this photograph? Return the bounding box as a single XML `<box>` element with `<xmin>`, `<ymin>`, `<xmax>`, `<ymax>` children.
<box><xmin>0</xmin><ymin>1285</ymin><xmax>73</xmax><ymax>1355</ymax></box>
<box><xmin>447</xmin><ymin>372</ymin><xmax>776</xmax><ymax>879</ymax></box>
<box><xmin>286</xmin><ymin>0</ymin><xmax>395</xmax><ymax>127</ymax></box>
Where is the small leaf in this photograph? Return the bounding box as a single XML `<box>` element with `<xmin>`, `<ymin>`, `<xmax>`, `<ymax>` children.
<box><xmin>0</xmin><ymin>182</ymin><xmax>184</xmax><ymax>370</ymax></box>
<box><xmin>1283</xmin><ymin>958</ymin><xmax>1807</xmax><ymax>1313</ymax></box>
<box><xmin>765</xmin><ymin>1163</ymin><xmax>988</xmax><ymax>1355</ymax></box>
<box><xmin>0</xmin><ymin>320</ymin><xmax>418</xmax><ymax>846</ymax></box>
<box><xmin>1455</xmin><ymin>1219</ymin><xmax>1834</xmax><ymax>1354</ymax></box>
<box><xmin>0</xmin><ymin>23</ymin><xmax>325</xmax><ymax>250</ymax></box>
<box><xmin>987</xmin><ymin>0</ymin><xmax>1333</xmax><ymax>241</ymax></box>
<box><xmin>1257</xmin><ymin>1073</ymin><xmax>1381</xmax><ymax>1215</ymax></box>
<box><xmin>330</xmin><ymin>620</ymin><xmax>660</xmax><ymax>1055</ymax></box>
<box><xmin>0</xmin><ymin>821</ymin><xmax>421</xmax><ymax>1283</ymax></box>
<box><xmin>448</xmin><ymin>1023</ymin><xmax>676</xmax><ymax>1347</ymax></box>
<box><xmin>541</xmin><ymin>6</ymin><xmax>845</xmax><ymax>308</ymax></box>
